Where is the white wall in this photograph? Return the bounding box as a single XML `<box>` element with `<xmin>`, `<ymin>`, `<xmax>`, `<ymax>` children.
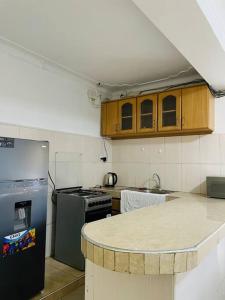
<box><xmin>0</xmin><ymin>40</ymin><xmax>111</xmax><ymax>137</ymax></box>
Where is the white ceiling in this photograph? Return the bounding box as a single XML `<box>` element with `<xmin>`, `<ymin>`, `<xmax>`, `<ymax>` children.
<box><xmin>133</xmin><ymin>0</ymin><xmax>225</xmax><ymax>90</ymax></box>
<box><xmin>196</xmin><ymin>0</ymin><xmax>225</xmax><ymax>52</ymax></box>
<box><xmin>0</xmin><ymin>0</ymin><xmax>196</xmax><ymax>87</ymax></box>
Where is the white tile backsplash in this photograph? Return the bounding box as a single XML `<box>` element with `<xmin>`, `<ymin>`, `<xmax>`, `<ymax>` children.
<box><xmin>132</xmin><ymin>163</ymin><xmax>151</xmax><ymax>188</ymax></box>
<box><xmin>181</xmin><ymin>135</ymin><xmax>200</xmax><ymax>163</ymax></box>
<box><xmin>164</xmin><ymin>136</ymin><xmax>181</xmax><ymax>163</ymax></box>
<box><xmin>112</xmin><ymin>133</ymin><xmax>225</xmax><ymax>195</ymax></box>
<box><xmin>150</xmin><ymin>164</ymin><xmax>165</xmax><ymax>189</ymax></box>
<box><xmin>199</xmin><ymin>134</ymin><xmax>220</xmax><ymax>164</ymax></box>
<box><xmin>83</xmin><ymin>136</ymin><xmax>102</xmax><ymax>163</ymax></box>
<box><xmin>164</xmin><ymin>164</ymin><xmax>182</xmax><ymax>191</ymax></box>
<box><xmin>149</xmin><ymin>137</ymin><xmax>165</xmax><ymax>163</ymax></box>
<box><xmin>181</xmin><ymin>164</ymin><xmax>201</xmax><ymax>193</ymax></box>
<box><xmin>132</xmin><ymin>139</ymin><xmax>152</xmax><ymax>163</ymax></box>
<box><xmin>82</xmin><ymin>161</ymin><xmax>112</xmax><ymax>188</ymax></box>
<box><xmin>113</xmin><ymin>163</ymin><xmax>135</xmax><ymax>187</ymax></box>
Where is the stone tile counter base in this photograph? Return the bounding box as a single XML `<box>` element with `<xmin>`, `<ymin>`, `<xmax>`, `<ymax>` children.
<box><xmin>82</xmin><ymin>192</ymin><xmax>225</xmax><ymax>275</ymax></box>
<box><xmin>85</xmin><ymin>237</ymin><xmax>225</xmax><ymax>300</ymax></box>
<box><xmin>82</xmin><ymin>192</ymin><xmax>225</xmax><ymax>299</ymax></box>
<box><xmin>81</xmin><ymin>238</ymin><xmax>198</xmax><ymax>275</ymax></box>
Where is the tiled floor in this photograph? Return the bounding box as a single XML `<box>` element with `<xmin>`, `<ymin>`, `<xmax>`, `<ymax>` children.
<box><xmin>32</xmin><ymin>258</ymin><xmax>85</xmax><ymax>300</ymax></box>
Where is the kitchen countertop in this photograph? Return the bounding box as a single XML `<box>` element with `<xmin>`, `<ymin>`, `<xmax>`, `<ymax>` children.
<box><xmin>91</xmin><ymin>186</ymin><xmax>174</xmax><ymax>199</ymax></box>
<box><xmin>91</xmin><ymin>186</ymin><xmax>129</xmax><ymax>198</ymax></box>
<box><xmin>81</xmin><ymin>192</ymin><xmax>225</xmax><ymax>275</ymax></box>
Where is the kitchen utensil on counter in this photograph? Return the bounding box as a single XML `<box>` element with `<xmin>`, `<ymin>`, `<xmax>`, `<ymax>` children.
<box><xmin>103</xmin><ymin>172</ymin><xmax>118</xmax><ymax>187</ymax></box>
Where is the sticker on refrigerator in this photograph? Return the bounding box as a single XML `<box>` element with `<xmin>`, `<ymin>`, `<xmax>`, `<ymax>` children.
<box><xmin>2</xmin><ymin>228</ymin><xmax>36</xmax><ymax>257</ymax></box>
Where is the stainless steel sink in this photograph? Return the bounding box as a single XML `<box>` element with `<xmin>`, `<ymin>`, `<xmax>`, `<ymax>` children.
<box><xmin>149</xmin><ymin>189</ymin><xmax>173</xmax><ymax>194</ymax></box>
<box><xmin>127</xmin><ymin>187</ymin><xmax>173</xmax><ymax>194</ymax></box>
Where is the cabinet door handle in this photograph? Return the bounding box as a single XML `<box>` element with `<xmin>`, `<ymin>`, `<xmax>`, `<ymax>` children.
<box><xmin>153</xmin><ymin>119</ymin><xmax>156</xmax><ymax>128</ymax></box>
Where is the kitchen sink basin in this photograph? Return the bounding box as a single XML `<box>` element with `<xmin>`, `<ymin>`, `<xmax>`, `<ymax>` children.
<box><xmin>149</xmin><ymin>189</ymin><xmax>173</xmax><ymax>194</ymax></box>
<box><xmin>128</xmin><ymin>187</ymin><xmax>173</xmax><ymax>194</ymax></box>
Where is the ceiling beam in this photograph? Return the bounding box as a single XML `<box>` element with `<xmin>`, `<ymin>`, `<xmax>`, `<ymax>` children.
<box><xmin>132</xmin><ymin>0</ymin><xmax>225</xmax><ymax>89</ymax></box>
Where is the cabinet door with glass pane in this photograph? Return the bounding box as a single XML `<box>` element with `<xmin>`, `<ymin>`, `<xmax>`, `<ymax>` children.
<box><xmin>137</xmin><ymin>94</ymin><xmax>157</xmax><ymax>133</ymax></box>
<box><xmin>118</xmin><ymin>98</ymin><xmax>136</xmax><ymax>134</ymax></box>
<box><xmin>158</xmin><ymin>90</ymin><xmax>181</xmax><ymax>132</ymax></box>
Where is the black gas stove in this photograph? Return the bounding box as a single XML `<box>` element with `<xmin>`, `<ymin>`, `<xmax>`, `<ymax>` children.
<box><xmin>54</xmin><ymin>187</ymin><xmax>112</xmax><ymax>270</ymax></box>
<box><xmin>55</xmin><ymin>186</ymin><xmax>112</xmax><ymax>211</ymax></box>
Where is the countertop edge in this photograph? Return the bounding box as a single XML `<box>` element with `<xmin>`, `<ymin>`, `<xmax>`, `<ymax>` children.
<box><xmin>81</xmin><ymin>191</ymin><xmax>225</xmax><ymax>275</ymax></box>
<box><xmin>81</xmin><ymin>221</ymin><xmax>225</xmax><ymax>275</ymax></box>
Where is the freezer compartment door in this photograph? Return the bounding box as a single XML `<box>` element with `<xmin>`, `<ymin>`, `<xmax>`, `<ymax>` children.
<box><xmin>0</xmin><ymin>137</ymin><xmax>49</xmax><ymax>180</ymax></box>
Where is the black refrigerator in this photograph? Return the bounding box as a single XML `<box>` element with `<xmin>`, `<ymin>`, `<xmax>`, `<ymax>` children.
<box><xmin>0</xmin><ymin>137</ymin><xmax>49</xmax><ymax>300</ymax></box>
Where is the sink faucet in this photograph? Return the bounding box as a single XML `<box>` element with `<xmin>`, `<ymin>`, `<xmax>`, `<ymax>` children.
<box><xmin>152</xmin><ymin>173</ymin><xmax>161</xmax><ymax>190</ymax></box>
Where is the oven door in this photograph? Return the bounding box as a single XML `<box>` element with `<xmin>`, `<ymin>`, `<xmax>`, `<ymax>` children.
<box><xmin>85</xmin><ymin>207</ymin><xmax>112</xmax><ymax>223</ymax></box>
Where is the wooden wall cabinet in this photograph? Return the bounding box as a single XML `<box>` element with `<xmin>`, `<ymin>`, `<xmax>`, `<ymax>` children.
<box><xmin>181</xmin><ymin>85</ymin><xmax>214</xmax><ymax>132</ymax></box>
<box><xmin>158</xmin><ymin>89</ymin><xmax>181</xmax><ymax>132</ymax></box>
<box><xmin>101</xmin><ymin>84</ymin><xmax>214</xmax><ymax>139</ymax></box>
<box><xmin>118</xmin><ymin>98</ymin><xmax>136</xmax><ymax>134</ymax></box>
<box><xmin>101</xmin><ymin>101</ymin><xmax>118</xmax><ymax>136</ymax></box>
<box><xmin>137</xmin><ymin>94</ymin><xmax>157</xmax><ymax>133</ymax></box>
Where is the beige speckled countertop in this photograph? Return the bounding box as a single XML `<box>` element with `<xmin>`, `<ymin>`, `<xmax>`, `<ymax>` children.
<box><xmin>81</xmin><ymin>192</ymin><xmax>225</xmax><ymax>275</ymax></box>
<box><xmin>91</xmin><ymin>186</ymin><xmax>129</xmax><ymax>198</ymax></box>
